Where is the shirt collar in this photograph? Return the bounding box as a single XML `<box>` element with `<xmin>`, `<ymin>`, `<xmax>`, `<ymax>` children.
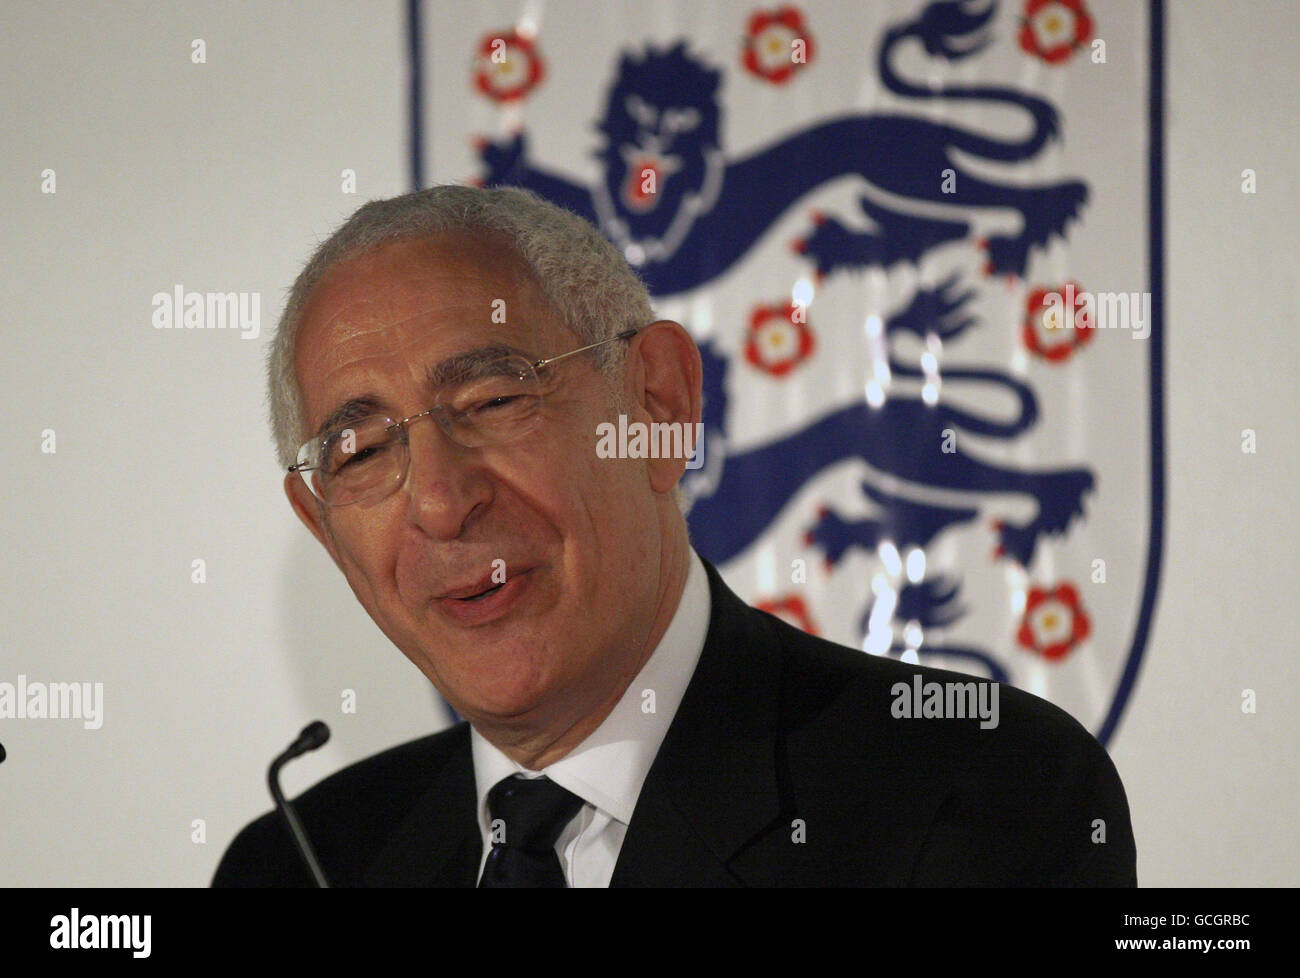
<box><xmin>471</xmin><ymin>547</ymin><xmax>711</xmax><ymax>830</ymax></box>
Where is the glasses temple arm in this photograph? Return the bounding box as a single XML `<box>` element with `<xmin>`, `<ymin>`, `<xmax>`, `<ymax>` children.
<box><xmin>531</xmin><ymin>327</ymin><xmax>641</xmax><ymax>370</ymax></box>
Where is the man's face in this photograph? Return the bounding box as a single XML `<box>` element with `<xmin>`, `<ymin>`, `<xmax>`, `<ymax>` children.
<box><xmin>287</xmin><ymin>233</ymin><xmax>666</xmax><ymax>733</ymax></box>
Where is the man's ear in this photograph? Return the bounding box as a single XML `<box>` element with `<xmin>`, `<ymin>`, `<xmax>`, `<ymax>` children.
<box><xmin>626</xmin><ymin>319</ymin><xmax>703</xmax><ymax>495</ymax></box>
<box><xmin>284</xmin><ymin>473</ymin><xmax>341</xmax><ymax>563</ymax></box>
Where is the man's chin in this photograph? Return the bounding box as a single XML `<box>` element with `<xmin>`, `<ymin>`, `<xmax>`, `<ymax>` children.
<box><xmin>444</xmin><ymin>684</ymin><xmax>563</xmax><ymax>732</ymax></box>
<box><xmin>410</xmin><ymin>641</ymin><xmax>564</xmax><ymax>724</ymax></box>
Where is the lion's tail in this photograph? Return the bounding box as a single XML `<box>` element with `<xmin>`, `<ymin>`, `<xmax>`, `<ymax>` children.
<box><xmin>879</xmin><ymin>1</ymin><xmax>1061</xmax><ymax>161</ymax></box>
<box><xmin>888</xmin><ymin>357</ymin><xmax>1039</xmax><ymax>437</ymax></box>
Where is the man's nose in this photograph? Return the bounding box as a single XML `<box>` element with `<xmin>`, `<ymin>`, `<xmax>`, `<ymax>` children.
<box><xmin>399</xmin><ymin>416</ymin><xmax>492</xmax><ymax>539</ymax></box>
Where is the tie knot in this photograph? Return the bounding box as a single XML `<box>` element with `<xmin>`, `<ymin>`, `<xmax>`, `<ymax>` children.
<box><xmin>487</xmin><ymin>775</ymin><xmax>585</xmax><ymax>853</ymax></box>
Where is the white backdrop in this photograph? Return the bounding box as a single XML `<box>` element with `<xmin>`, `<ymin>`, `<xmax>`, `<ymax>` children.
<box><xmin>0</xmin><ymin>0</ymin><xmax>1296</xmax><ymax>887</ymax></box>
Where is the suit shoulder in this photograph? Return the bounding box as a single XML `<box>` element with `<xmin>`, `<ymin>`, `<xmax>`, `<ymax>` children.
<box><xmin>760</xmin><ymin>606</ymin><xmax>1098</xmax><ymax>746</ymax></box>
<box><xmin>754</xmin><ymin>608</ymin><xmax>1135</xmax><ymax>884</ymax></box>
<box><xmin>211</xmin><ymin>722</ymin><xmax>469</xmax><ymax>887</ymax></box>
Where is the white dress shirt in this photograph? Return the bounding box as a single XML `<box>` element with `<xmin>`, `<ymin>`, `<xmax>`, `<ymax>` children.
<box><xmin>470</xmin><ymin>547</ymin><xmax>711</xmax><ymax>887</ymax></box>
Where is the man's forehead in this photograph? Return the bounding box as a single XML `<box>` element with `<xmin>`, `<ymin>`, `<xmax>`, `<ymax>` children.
<box><xmin>297</xmin><ymin>304</ymin><xmax>551</xmax><ymax>414</ymax></box>
<box><xmin>305</xmin><ymin>285</ymin><xmax>539</xmax><ymax>341</ymax></box>
<box><xmin>302</xmin><ymin>233</ymin><xmax>541</xmax><ymax>334</ymax></box>
<box><xmin>306</xmin><ymin>301</ymin><xmax>548</xmax><ymax>365</ymax></box>
<box><xmin>292</xmin><ymin>261</ymin><xmax>576</xmax><ymax>435</ymax></box>
<box><xmin>297</xmin><ymin>232</ymin><xmax>563</xmax><ymax>356</ymax></box>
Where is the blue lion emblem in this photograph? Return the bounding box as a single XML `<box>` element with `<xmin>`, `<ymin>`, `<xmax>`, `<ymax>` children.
<box><xmin>479</xmin><ymin>0</ymin><xmax>1085</xmax><ymax>290</ymax></box>
<box><xmin>682</xmin><ymin>280</ymin><xmax>1094</xmax><ymax>683</ymax></box>
<box><xmin>478</xmin><ymin>0</ymin><xmax>1098</xmax><ymax>683</ymax></box>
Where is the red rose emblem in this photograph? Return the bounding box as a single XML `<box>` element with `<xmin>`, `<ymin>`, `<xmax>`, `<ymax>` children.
<box><xmin>473</xmin><ymin>29</ymin><xmax>545</xmax><ymax>103</ymax></box>
<box><xmin>1019</xmin><ymin>0</ymin><xmax>1095</xmax><ymax>65</ymax></box>
<box><xmin>1023</xmin><ymin>282</ymin><xmax>1095</xmax><ymax>362</ymax></box>
<box><xmin>744</xmin><ymin>301</ymin><xmax>816</xmax><ymax>377</ymax></box>
<box><xmin>742</xmin><ymin>6</ymin><xmax>815</xmax><ymax>84</ymax></box>
<box><xmin>756</xmin><ymin>594</ymin><xmax>819</xmax><ymax>635</ymax></box>
<box><xmin>1017</xmin><ymin>582</ymin><xmax>1091</xmax><ymax>661</ymax></box>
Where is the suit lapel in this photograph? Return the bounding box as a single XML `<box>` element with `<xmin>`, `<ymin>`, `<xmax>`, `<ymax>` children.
<box><xmin>361</xmin><ymin>725</ymin><xmax>482</xmax><ymax>887</ymax></box>
<box><xmin>611</xmin><ymin>557</ymin><xmax>794</xmax><ymax>886</ymax></box>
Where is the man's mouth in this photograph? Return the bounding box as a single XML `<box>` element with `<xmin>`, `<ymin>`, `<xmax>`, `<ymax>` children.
<box><xmin>435</xmin><ymin>567</ymin><xmax>535</xmax><ymax>625</ymax></box>
<box><xmin>456</xmin><ymin>581</ymin><xmax>505</xmax><ymax>602</ymax></box>
<box><xmin>439</xmin><ymin>568</ymin><xmax>516</xmax><ymax>600</ymax></box>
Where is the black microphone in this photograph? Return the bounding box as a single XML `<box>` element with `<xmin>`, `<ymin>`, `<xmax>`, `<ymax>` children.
<box><xmin>267</xmin><ymin>721</ymin><xmax>331</xmax><ymax>888</ymax></box>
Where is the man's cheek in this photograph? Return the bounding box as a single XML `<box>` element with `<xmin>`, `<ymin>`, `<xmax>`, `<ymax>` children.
<box><xmin>330</xmin><ymin>535</ymin><xmax>403</xmax><ymax>620</ymax></box>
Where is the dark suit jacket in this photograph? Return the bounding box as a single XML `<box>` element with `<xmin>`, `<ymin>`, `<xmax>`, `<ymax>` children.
<box><xmin>212</xmin><ymin>557</ymin><xmax>1136</xmax><ymax>886</ymax></box>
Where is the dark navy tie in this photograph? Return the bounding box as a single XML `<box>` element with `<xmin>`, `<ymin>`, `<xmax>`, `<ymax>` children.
<box><xmin>479</xmin><ymin>775</ymin><xmax>585</xmax><ymax>888</ymax></box>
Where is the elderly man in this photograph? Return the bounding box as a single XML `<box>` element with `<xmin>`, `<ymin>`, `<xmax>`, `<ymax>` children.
<box><xmin>213</xmin><ymin>185</ymin><xmax>1135</xmax><ymax>887</ymax></box>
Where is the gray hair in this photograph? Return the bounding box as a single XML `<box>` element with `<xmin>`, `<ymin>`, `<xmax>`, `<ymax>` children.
<box><xmin>267</xmin><ymin>184</ymin><xmax>655</xmax><ymax>469</ymax></box>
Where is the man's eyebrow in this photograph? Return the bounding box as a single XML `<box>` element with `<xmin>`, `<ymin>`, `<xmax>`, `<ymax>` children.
<box><xmin>311</xmin><ymin>345</ymin><xmax>535</xmax><ymax>438</ymax></box>
<box><xmin>426</xmin><ymin>344</ymin><xmax>534</xmax><ymax>386</ymax></box>
<box><xmin>313</xmin><ymin>397</ymin><xmax>389</xmax><ymax>439</ymax></box>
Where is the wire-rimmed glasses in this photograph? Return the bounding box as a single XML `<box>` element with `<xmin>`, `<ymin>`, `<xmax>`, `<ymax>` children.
<box><xmin>289</xmin><ymin>327</ymin><xmax>639</xmax><ymax>507</ymax></box>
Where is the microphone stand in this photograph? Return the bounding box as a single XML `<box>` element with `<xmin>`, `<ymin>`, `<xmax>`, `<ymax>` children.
<box><xmin>267</xmin><ymin>721</ymin><xmax>331</xmax><ymax>888</ymax></box>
